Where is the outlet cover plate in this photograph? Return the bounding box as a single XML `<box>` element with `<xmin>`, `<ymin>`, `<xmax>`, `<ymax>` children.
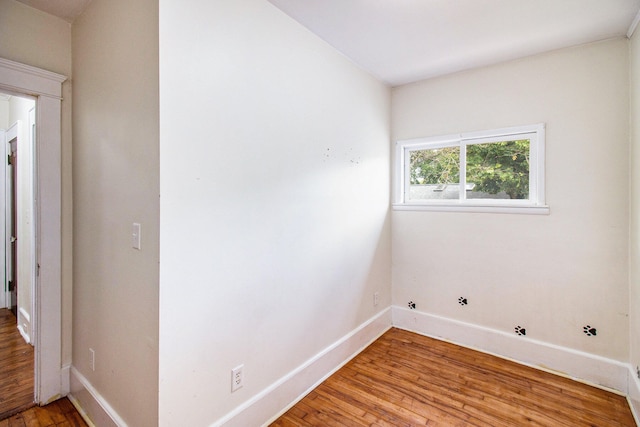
<box><xmin>231</xmin><ymin>365</ymin><xmax>243</xmax><ymax>392</ymax></box>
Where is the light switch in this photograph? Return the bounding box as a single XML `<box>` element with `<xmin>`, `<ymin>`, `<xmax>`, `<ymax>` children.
<box><xmin>132</xmin><ymin>223</ymin><xmax>141</xmax><ymax>250</ymax></box>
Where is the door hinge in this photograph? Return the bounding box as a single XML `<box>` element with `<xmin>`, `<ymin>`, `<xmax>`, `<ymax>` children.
<box><xmin>7</xmin><ymin>154</ymin><xmax>11</xmax><ymax>166</ymax></box>
<box><xmin>8</xmin><ymin>280</ymin><xmax>13</xmax><ymax>291</ymax></box>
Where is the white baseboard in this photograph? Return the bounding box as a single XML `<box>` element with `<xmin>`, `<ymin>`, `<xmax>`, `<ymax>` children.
<box><xmin>214</xmin><ymin>307</ymin><xmax>392</xmax><ymax>427</ymax></box>
<box><xmin>67</xmin><ymin>307</ymin><xmax>636</xmax><ymax>427</ymax></box>
<box><xmin>69</xmin><ymin>367</ymin><xmax>128</xmax><ymax>427</ymax></box>
<box><xmin>629</xmin><ymin>368</ymin><xmax>640</xmax><ymax>426</ymax></box>
<box><xmin>17</xmin><ymin>324</ymin><xmax>30</xmax><ymax>344</ymax></box>
<box><xmin>392</xmin><ymin>306</ymin><xmax>629</xmax><ymax>394</ymax></box>
<box><xmin>68</xmin><ymin>394</ymin><xmax>97</xmax><ymax>427</ymax></box>
<box><xmin>17</xmin><ymin>307</ymin><xmax>30</xmax><ymax>344</ymax></box>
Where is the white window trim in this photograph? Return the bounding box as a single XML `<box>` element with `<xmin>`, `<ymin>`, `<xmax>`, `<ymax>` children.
<box><xmin>393</xmin><ymin>124</ymin><xmax>549</xmax><ymax>214</ymax></box>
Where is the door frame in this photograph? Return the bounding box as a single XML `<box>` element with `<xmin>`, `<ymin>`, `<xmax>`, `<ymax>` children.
<box><xmin>7</xmin><ymin>122</ymin><xmax>19</xmax><ymax>319</ymax></box>
<box><xmin>0</xmin><ymin>128</ymin><xmax>4</xmax><ymax>310</ymax></box>
<box><xmin>0</xmin><ymin>57</ymin><xmax>65</xmax><ymax>405</ymax></box>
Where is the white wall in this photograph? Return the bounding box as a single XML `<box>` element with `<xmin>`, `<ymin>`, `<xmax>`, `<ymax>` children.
<box><xmin>71</xmin><ymin>0</ymin><xmax>159</xmax><ymax>425</ymax></box>
<box><xmin>392</xmin><ymin>39</ymin><xmax>629</xmax><ymax>362</ymax></box>
<box><xmin>159</xmin><ymin>1</ymin><xmax>391</xmax><ymax>425</ymax></box>
<box><xmin>629</xmin><ymin>22</ymin><xmax>640</xmax><ymax>412</ymax></box>
<box><xmin>7</xmin><ymin>97</ymin><xmax>32</xmax><ymax>120</ymax></box>
<box><xmin>0</xmin><ymin>96</ymin><xmax>8</xmax><ymax>129</ymax></box>
<box><xmin>0</xmin><ymin>0</ymin><xmax>73</xmax><ymax>367</ymax></box>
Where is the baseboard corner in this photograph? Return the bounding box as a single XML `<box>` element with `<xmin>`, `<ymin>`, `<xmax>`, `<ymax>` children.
<box><xmin>69</xmin><ymin>366</ymin><xmax>128</xmax><ymax>427</ymax></box>
<box><xmin>60</xmin><ymin>363</ymin><xmax>71</xmax><ymax>395</ymax></box>
<box><xmin>215</xmin><ymin>307</ymin><xmax>392</xmax><ymax>427</ymax></box>
<box><xmin>17</xmin><ymin>324</ymin><xmax>30</xmax><ymax>344</ymax></box>
<box><xmin>391</xmin><ymin>305</ymin><xmax>629</xmax><ymax>394</ymax></box>
<box><xmin>628</xmin><ymin>366</ymin><xmax>640</xmax><ymax>426</ymax></box>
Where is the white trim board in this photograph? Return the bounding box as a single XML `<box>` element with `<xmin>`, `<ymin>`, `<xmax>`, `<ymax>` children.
<box><xmin>70</xmin><ymin>308</ymin><xmax>392</xmax><ymax>427</ymax></box>
<box><xmin>0</xmin><ymin>56</ymin><xmax>66</xmax><ymax>405</ymax></box>
<box><xmin>68</xmin><ymin>394</ymin><xmax>97</xmax><ymax>427</ymax></box>
<box><xmin>214</xmin><ymin>308</ymin><xmax>392</xmax><ymax>427</ymax></box>
<box><xmin>0</xmin><ymin>58</ymin><xmax>64</xmax><ymax>99</ymax></box>
<box><xmin>70</xmin><ymin>367</ymin><xmax>127</xmax><ymax>427</ymax></box>
<box><xmin>17</xmin><ymin>307</ymin><xmax>31</xmax><ymax>344</ymax></box>
<box><xmin>71</xmin><ymin>306</ymin><xmax>634</xmax><ymax>426</ymax></box>
<box><xmin>392</xmin><ymin>306</ymin><xmax>629</xmax><ymax>394</ymax></box>
<box><xmin>629</xmin><ymin>369</ymin><xmax>640</xmax><ymax>425</ymax></box>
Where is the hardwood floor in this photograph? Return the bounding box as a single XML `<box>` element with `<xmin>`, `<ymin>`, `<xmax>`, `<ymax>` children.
<box><xmin>0</xmin><ymin>309</ymin><xmax>87</xmax><ymax>426</ymax></box>
<box><xmin>0</xmin><ymin>398</ymin><xmax>88</xmax><ymax>427</ymax></box>
<box><xmin>272</xmin><ymin>328</ymin><xmax>636</xmax><ymax>426</ymax></box>
<box><xmin>0</xmin><ymin>309</ymin><xmax>34</xmax><ymax>420</ymax></box>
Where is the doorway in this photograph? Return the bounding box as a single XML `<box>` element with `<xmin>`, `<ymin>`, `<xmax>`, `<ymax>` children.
<box><xmin>2</xmin><ymin>95</ymin><xmax>37</xmax><ymax>330</ymax></box>
<box><xmin>0</xmin><ymin>57</ymin><xmax>65</xmax><ymax>407</ymax></box>
<box><xmin>0</xmin><ymin>90</ymin><xmax>39</xmax><ymax>418</ymax></box>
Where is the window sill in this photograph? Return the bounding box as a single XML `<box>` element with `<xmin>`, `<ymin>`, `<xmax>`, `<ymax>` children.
<box><xmin>392</xmin><ymin>203</ymin><xmax>550</xmax><ymax>215</ymax></box>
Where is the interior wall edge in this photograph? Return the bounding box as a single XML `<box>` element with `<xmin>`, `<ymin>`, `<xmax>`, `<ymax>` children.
<box><xmin>392</xmin><ymin>306</ymin><xmax>629</xmax><ymax>394</ymax></box>
<box><xmin>216</xmin><ymin>308</ymin><xmax>393</xmax><ymax>427</ymax></box>
<box><xmin>61</xmin><ymin>363</ymin><xmax>70</xmax><ymax>396</ymax></box>
<box><xmin>629</xmin><ymin>370</ymin><xmax>640</xmax><ymax>425</ymax></box>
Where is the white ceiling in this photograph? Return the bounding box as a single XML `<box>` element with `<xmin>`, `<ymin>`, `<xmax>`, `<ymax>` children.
<box><xmin>269</xmin><ymin>0</ymin><xmax>640</xmax><ymax>86</ymax></box>
<box><xmin>14</xmin><ymin>0</ymin><xmax>640</xmax><ymax>86</ymax></box>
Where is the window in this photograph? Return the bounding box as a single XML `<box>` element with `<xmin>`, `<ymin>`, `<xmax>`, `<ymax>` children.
<box><xmin>394</xmin><ymin>124</ymin><xmax>548</xmax><ymax>214</ymax></box>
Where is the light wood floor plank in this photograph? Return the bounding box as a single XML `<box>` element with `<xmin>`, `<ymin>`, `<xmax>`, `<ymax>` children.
<box><xmin>0</xmin><ymin>309</ymin><xmax>34</xmax><ymax>420</ymax></box>
<box><xmin>0</xmin><ymin>309</ymin><xmax>87</xmax><ymax>426</ymax></box>
<box><xmin>271</xmin><ymin>328</ymin><xmax>636</xmax><ymax>426</ymax></box>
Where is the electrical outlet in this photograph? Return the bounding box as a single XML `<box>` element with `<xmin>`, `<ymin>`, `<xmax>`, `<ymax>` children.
<box><xmin>373</xmin><ymin>292</ymin><xmax>379</xmax><ymax>306</ymax></box>
<box><xmin>231</xmin><ymin>365</ymin><xmax>244</xmax><ymax>392</ymax></box>
<box><xmin>89</xmin><ymin>348</ymin><xmax>95</xmax><ymax>371</ymax></box>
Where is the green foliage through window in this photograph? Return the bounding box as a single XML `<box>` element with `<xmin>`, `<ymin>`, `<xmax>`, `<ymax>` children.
<box><xmin>410</xmin><ymin>147</ymin><xmax>460</xmax><ymax>185</ymax></box>
<box><xmin>409</xmin><ymin>140</ymin><xmax>530</xmax><ymax>200</ymax></box>
<box><xmin>466</xmin><ymin>140</ymin><xmax>529</xmax><ymax>199</ymax></box>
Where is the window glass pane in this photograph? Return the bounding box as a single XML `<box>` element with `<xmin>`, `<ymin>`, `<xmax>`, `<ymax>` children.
<box><xmin>466</xmin><ymin>140</ymin><xmax>529</xmax><ymax>200</ymax></box>
<box><xmin>409</xmin><ymin>146</ymin><xmax>460</xmax><ymax>200</ymax></box>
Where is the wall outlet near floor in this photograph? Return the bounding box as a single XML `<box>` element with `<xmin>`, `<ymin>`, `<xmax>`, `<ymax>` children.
<box><xmin>89</xmin><ymin>348</ymin><xmax>95</xmax><ymax>371</ymax></box>
<box><xmin>231</xmin><ymin>364</ymin><xmax>244</xmax><ymax>392</ymax></box>
<box><xmin>374</xmin><ymin>292</ymin><xmax>379</xmax><ymax>306</ymax></box>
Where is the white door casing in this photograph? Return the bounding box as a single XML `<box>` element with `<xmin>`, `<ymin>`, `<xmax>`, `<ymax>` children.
<box><xmin>0</xmin><ymin>57</ymin><xmax>65</xmax><ymax>404</ymax></box>
<box><xmin>29</xmin><ymin>106</ymin><xmax>36</xmax><ymax>346</ymax></box>
<box><xmin>0</xmin><ymin>128</ymin><xmax>4</xmax><ymax>310</ymax></box>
